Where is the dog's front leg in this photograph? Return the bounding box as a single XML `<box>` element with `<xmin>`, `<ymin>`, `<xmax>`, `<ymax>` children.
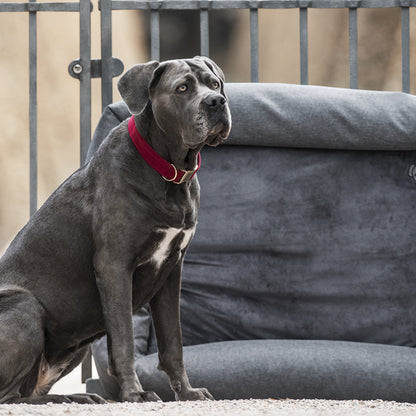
<box><xmin>150</xmin><ymin>261</ymin><xmax>214</xmax><ymax>401</ymax></box>
<box><xmin>95</xmin><ymin>261</ymin><xmax>161</xmax><ymax>403</ymax></box>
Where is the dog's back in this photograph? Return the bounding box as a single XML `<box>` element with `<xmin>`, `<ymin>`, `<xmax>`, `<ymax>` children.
<box><xmin>0</xmin><ymin>162</ymin><xmax>104</xmax><ymax>339</ymax></box>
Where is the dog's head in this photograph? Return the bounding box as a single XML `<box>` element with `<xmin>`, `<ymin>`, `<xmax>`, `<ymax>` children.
<box><xmin>117</xmin><ymin>57</ymin><xmax>231</xmax><ymax>149</ymax></box>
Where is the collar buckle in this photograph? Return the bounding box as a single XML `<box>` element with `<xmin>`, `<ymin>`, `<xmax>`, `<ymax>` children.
<box><xmin>163</xmin><ymin>164</ymin><xmax>198</xmax><ymax>184</ymax></box>
<box><xmin>176</xmin><ymin>168</ymin><xmax>198</xmax><ymax>184</ymax></box>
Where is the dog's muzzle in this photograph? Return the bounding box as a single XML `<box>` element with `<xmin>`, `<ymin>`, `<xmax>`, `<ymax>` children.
<box><xmin>201</xmin><ymin>93</ymin><xmax>231</xmax><ymax>144</ymax></box>
<box><xmin>202</xmin><ymin>93</ymin><xmax>226</xmax><ymax>112</ymax></box>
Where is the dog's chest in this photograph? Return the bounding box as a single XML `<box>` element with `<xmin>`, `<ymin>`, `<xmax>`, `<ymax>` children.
<box><xmin>151</xmin><ymin>226</ymin><xmax>195</xmax><ymax>270</ymax></box>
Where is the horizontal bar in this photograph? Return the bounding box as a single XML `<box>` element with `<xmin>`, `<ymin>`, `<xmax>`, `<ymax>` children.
<box><xmin>0</xmin><ymin>2</ymin><xmax>80</xmax><ymax>12</ymax></box>
<box><xmin>2</xmin><ymin>0</ymin><xmax>410</xmax><ymax>12</ymax></box>
<box><xmin>110</xmin><ymin>0</ymin><xmax>416</xmax><ymax>11</ymax></box>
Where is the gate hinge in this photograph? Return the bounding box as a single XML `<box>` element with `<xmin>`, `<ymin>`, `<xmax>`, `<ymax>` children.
<box><xmin>68</xmin><ymin>58</ymin><xmax>124</xmax><ymax>79</ymax></box>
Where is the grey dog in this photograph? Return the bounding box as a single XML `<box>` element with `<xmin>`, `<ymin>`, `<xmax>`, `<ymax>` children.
<box><xmin>0</xmin><ymin>57</ymin><xmax>231</xmax><ymax>404</ymax></box>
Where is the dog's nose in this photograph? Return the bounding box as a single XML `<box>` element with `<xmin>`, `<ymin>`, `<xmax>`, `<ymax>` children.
<box><xmin>202</xmin><ymin>94</ymin><xmax>226</xmax><ymax>111</ymax></box>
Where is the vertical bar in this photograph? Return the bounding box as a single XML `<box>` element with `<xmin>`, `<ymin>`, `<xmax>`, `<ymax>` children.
<box><xmin>401</xmin><ymin>6</ymin><xmax>410</xmax><ymax>93</ymax></box>
<box><xmin>80</xmin><ymin>0</ymin><xmax>92</xmax><ymax>164</ymax></box>
<box><xmin>101</xmin><ymin>0</ymin><xmax>113</xmax><ymax>110</ymax></box>
<box><xmin>349</xmin><ymin>8</ymin><xmax>358</xmax><ymax>89</ymax></box>
<box><xmin>29</xmin><ymin>0</ymin><xmax>37</xmax><ymax>216</ymax></box>
<box><xmin>82</xmin><ymin>348</ymin><xmax>92</xmax><ymax>383</ymax></box>
<box><xmin>200</xmin><ymin>8</ymin><xmax>209</xmax><ymax>57</ymax></box>
<box><xmin>80</xmin><ymin>0</ymin><xmax>92</xmax><ymax>382</ymax></box>
<box><xmin>250</xmin><ymin>8</ymin><xmax>259</xmax><ymax>82</ymax></box>
<box><xmin>150</xmin><ymin>9</ymin><xmax>160</xmax><ymax>61</ymax></box>
<box><xmin>299</xmin><ymin>8</ymin><xmax>308</xmax><ymax>85</ymax></box>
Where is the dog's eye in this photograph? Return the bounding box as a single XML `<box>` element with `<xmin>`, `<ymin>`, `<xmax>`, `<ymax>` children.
<box><xmin>212</xmin><ymin>81</ymin><xmax>220</xmax><ymax>90</ymax></box>
<box><xmin>177</xmin><ymin>84</ymin><xmax>188</xmax><ymax>93</ymax></box>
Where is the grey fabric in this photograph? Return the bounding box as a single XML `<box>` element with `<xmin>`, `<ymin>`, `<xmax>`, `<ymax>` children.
<box><xmin>86</xmin><ymin>105</ymin><xmax>130</xmax><ymax>162</ymax></box>
<box><xmin>86</xmin><ymin>83</ymin><xmax>416</xmax><ymax>162</ymax></box>
<box><xmin>225</xmin><ymin>83</ymin><xmax>416</xmax><ymax>150</ymax></box>
<box><xmin>94</xmin><ymin>340</ymin><xmax>416</xmax><ymax>402</ymax></box>
<box><xmin>88</xmin><ymin>82</ymin><xmax>416</xmax><ymax>402</ymax></box>
<box><xmin>181</xmin><ymin>145</ymin><xmax>416</xmax><ymax>347</ymax></box>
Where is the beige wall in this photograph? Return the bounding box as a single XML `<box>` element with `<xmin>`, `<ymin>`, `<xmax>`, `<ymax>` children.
<box><xmin>1</xmin><ymin>4</ymin><xmax>415</xmax><ymax>251</ymax></box>
<box><xmin>0</xmin><ymin>2</ymin><xmax>147</xmax><ymax>250</ymax></box>
<box><xmin>226</xmin><ymin>7</ymin><xmax>415</xmax><ymax>90</ymax></box>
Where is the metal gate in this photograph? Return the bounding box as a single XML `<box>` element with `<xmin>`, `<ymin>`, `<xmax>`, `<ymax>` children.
<box><xmin>0</xmin><ymin>0</ymin><xmax>415</xmax><ymax>386</ymax></box>
<box><xmin>1</xmin><ymin>0</ymin><xmax>414</xmax><ymax>216</ymax></box>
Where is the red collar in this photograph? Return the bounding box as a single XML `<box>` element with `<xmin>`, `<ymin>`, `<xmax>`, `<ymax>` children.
<box><xmin>128</xmin><ymin>116</ymin><xmax>201</xmax><ymax>184</ymax></box>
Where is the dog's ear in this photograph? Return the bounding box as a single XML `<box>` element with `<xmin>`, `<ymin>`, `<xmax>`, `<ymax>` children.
<box><xmin>148</xmin><ymin>61</ymin><xmax>170</xmax><ymax>96</ymax></box>
<box><xmin>198</xmin><ymin>56</ymin><xmax>225</xmax><ymax>82</ymax></box>
<box><xmin>196</xmin><ymin>56</ymin><xmax>227</xmax><ymax>98</ymax></box>
<box><xmin>117</xmin><ymin>61</ymin><xmax>159</xmax><ymax>115</ymax></box>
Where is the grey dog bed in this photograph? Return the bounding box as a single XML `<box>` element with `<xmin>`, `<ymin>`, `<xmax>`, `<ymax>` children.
<box><xmin>89</xmin><ymin>82</ymin><xmax>416</xmax><ymax>402</ymax></box>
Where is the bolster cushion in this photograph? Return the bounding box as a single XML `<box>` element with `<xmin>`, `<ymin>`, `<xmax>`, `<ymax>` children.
<box><xmin>92</xmin><ymin>339</ymin><xmax>416</xmax><ymax>403</ymax></box>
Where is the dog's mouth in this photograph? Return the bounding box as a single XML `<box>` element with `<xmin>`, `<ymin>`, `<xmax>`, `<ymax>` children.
<box><xmin>203</xmin><ymin>110</ymin><xmax>232</xmax><ymax>147</ymax></box>
<box><xmin>206</xmin><ymin>125</ymin><xmax>230</xmax><ymax>147</ymax></box>
<box><xmin>185</xmin><ymin>122</ymin><xmax>230</xmax><ymax>150</ymax></box>
<box><xmin>186</xmin><ymin>108</ymin><xmax>231</xmax><ymax>149</ymax></box>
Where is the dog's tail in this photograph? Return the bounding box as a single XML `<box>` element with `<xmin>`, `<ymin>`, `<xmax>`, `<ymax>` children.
<box><xmin>33</xmin><ymin>355</ymin><xmax>63</xmax><ymax>397</ymax></box>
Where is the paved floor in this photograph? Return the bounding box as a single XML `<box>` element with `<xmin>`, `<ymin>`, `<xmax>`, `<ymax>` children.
<box><xmin>2</xmin><ymin>399</ymin><xmax>416</xmax><ymax>416</ymax></box>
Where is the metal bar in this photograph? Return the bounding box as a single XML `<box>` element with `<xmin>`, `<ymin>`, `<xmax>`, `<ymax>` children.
<box><xmin>81</xmin><ymin>347</ymin><xmax>93</xmax><ymax>383</ymax></box>
<box><xmin>348</xmin><ymin>7</ymin><xmax>358</xmax><ymax>89</ymax></box>
<box><xmin>250</xmin><ymin>8</ymin><xmax>259</xmax><ymax>82</ymax></box>
<box><xmin>0</xmin><ymin>2</ymin><xmax>80</xmax><ymax>12</ymax></box>
<box><xmin>109</xmin><ymin>0</ymin><xmax>416</xmax><ymax>11</ymax></box>
<box><xmin>299</xmin><ymin>7</ymin><xmax>308</xmax><ymax>85</ymax></box>
<box><xmin>200</xmin><ymin>8</ymin><xmax>210</xmax><ymax>56</ymax></box>
<box><xmin>150</xmin><ymin>9</ymin><xmax>160</xmax><ymax>61</ymax></box>
<box><xmin>101</xmin><ymin>0</ymin><xmax>113</xmax><ymax>110</ymax></box>
<box><xmin>401</xmin><ymin>6</ymin><xmax>410</xmax><ymax>93</ymax></box>
<box><xmin>79</xmin><ymin>0</ymin><xmax>92</xmax><ymax>164</ymax></box>
<box><xmin>2</xmin><ymin>1</ymin><xmax>413</xmax><ymax>13</ymax></box>
<box><xmin>29</xmin><ymin>0</ymin><xmax>37</xmax><ymax>217</ymax></box>
<box><xmin>79</xmin><ymin>0</ymin><xmax>93</xmax><ymax>381</ymax></box>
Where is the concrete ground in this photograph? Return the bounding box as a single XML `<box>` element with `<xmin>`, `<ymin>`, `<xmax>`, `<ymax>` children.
<box><xmin>1</xmin><ymin>399</ymin><xmax>416</xmax><ymax>416</ymax></box>
<box><xmin>19</xmin><ymin>365</ymin><xmax>416</xmax><ymax>415</ymax></box>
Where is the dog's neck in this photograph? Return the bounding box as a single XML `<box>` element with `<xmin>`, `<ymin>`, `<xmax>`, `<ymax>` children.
<box><xmin>134</xmin><ymin>106</ymin><xmax>202</xmax><ymax>172</ymax></box>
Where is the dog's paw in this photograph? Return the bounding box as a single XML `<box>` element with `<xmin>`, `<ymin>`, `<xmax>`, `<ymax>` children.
<box><xmin>65</xmin><ymin>393</ymin><xmax>108</xmax><ymax>404</ymax></box>
<box><xmin>176</xmin><ymin>387</ymin><xmax>214</xmax><ymax>401</ymax></box>
<box><xmin>122</xmin><ymin>390</ymin><xmax>162</xmax><ymax>403</ymax></box>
